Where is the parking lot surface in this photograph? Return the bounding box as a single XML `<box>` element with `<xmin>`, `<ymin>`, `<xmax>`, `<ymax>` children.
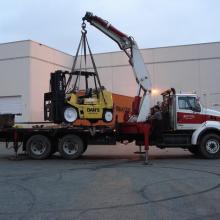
<box><xmin>0</xmin><ymin>144</ymin><xmax>220</xmax><ymax>220</ymax></box>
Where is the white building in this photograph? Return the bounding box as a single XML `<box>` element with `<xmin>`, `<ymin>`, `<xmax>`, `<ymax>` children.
<box><xmin>0</xmin><ymin>40</ymin><xmax>220</xmax><ymax>122</ymax></box>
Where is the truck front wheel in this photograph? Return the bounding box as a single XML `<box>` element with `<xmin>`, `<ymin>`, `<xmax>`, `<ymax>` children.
<box><xmin>26</xmin><ymin>135</ymin><xmax>52</xmax><ymax>159</ymax></box>
<box><xmin>199</xmin><ymin>133</ymin><xmax>220</xmax><ymax>159</ymax></box>
<box><xmin>58</xmin><ymin>134</ymin><xmax>84</xmax><ymax>159</ymax></box>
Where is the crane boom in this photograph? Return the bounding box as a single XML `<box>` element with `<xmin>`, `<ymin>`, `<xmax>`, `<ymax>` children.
<box><xmin>83</xmin><ymin>12</ymin><xmax>132</xmax><ymax>50</ymax></box>
<box><xmin>83</xmin><ymin>12</ymin><xmax>152</xmax><ymax>122</ymax></box>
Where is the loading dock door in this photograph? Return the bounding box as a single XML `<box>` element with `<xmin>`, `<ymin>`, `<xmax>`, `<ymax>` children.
<box><xmin>0</xmin><ymin>96</ymin><xmax>22</xmax><ymax>115</ymax></box>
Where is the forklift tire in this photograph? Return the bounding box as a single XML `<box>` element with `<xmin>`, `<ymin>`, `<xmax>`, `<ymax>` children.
<box><xmin>26</xmin><ymin>135</ymin><xmax>52</xmax><ymax>159</ymax></box>
<box><xmin>63</xmin><ymin>106</ymin><xmax>78</xmax><ymax>123</ymax></box>
<box><xmin>199</xmin><ymin>133</ymin><xmax>220</xmax><ymax>159</ymax></box>
<box><xmin>58</xmin><ymin>134</ymin><xmax>84</xmax><ymax>159</ymax></box>
<box><xmin>103</xmin><ymin>110</ymin><xmax>113</xmax><ymax>122</ymax></box>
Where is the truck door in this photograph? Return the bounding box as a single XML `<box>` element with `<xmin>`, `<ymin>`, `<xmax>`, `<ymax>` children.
<box><xmin>176</xmin><ymin>96</ymin><xmax>206</xmax><ymax>130</ymax></box>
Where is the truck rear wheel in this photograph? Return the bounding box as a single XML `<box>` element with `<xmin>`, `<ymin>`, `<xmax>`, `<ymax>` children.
<box><xmin>58</xmin><ymin>134</ymin><xmax>84</xmax><ymax>159</ymax></box>
<box><xmin>199</xmin><ymin>133</ymin><xmax>220</xmax><ymax>159</ymax></box>
<box><xmin>26</xmin><ymin>135</ymin><xmax>52</xmax><ymax>159</ymax></box>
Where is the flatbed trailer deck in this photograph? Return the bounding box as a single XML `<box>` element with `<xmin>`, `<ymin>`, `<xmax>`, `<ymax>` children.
<box><xmin>0</xmin><ymin>122</ymin><xmax>150</xmax><ymax>161</ymax></box>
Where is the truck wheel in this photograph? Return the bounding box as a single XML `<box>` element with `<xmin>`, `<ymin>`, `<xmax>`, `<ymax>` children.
<box><xmin>26</xmin><ymin>135</ymin><xmax>52</xmax><ymax>159</ymax></box>
<box><xmin>58</xmin><ymin>134</ymin><xmax>84</xmax><ymax>159</ymax></box>
<box><xmin>63</xmin><ymin>106</ymin><xmax>78</xmax><ymax>123</ymax></box>
<box><xmin>199</xmin><ymin>133</ymin><xmax>220</xmax><ymax>159</ymax></box>
<box><xmin>103</xmin><ymin>110</ymin><xmax>113</xmax><ymax>122</ymax></box>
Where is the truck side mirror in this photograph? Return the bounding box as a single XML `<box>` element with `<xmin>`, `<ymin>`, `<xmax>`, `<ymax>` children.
<box><xmin>191</xmin><ymin>105</ymin><xmax>201</xmax><ymax>112</ymax></box>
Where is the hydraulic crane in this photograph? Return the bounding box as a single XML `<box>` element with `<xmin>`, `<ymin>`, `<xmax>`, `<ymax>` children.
<box><xmin>83</xmin><ymin>12</ymin><xmax>152</xmax><ymax>122</ymax></box>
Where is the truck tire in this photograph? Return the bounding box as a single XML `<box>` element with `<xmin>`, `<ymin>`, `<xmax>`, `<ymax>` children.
<box><xmin>26</xmin><ymin>135</ymin><xmax>52</xmax><ymax>159</ymax></box>
<box><xmin>199</xmin><ymin>133</ymin><xmax>220</xmax><ymax>159</ymax></box>
<box><xmin>58</xmin><ymin>134</ymin><xmax>84</xmax><ymax>159</ymax></box>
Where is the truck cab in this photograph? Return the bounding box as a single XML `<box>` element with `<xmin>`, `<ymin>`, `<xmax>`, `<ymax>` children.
<box><xmin>150</xmin><ymin>88</ymin><xmax>220</xmax><ymax>158</ymax></box>
<box><xmin>161</xmin><ymin>88</ymin><xmax>220</xmax><ymax>131</ymax></box>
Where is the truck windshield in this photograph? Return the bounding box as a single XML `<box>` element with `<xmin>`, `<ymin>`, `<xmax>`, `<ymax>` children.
<box><xmin>178</xmin><ymin>96</ymin><xmax>200</xmax><ymax>111</ymax></box>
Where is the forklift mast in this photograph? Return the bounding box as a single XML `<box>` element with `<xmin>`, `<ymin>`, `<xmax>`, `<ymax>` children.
<box><xmin>44</xmin><ymin>70</ymin><xmax>67</xmax><ymax>123</ymax></box>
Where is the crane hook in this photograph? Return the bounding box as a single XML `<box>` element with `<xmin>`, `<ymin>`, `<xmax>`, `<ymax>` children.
<box><xmin>81</xmin><ymin>21</ymin><xmax>87</xmax><ymax>34</ymax></box>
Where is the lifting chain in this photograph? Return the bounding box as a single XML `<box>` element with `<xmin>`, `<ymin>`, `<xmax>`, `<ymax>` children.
<box><xmin>67</xmin><ymin>20</ymin><xmax>107</xmax><ymax>104</ymax></box>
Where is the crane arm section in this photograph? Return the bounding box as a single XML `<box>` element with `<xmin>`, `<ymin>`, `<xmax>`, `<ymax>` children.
<box><xmin>83</xmin><ymin>12</ymin><xmax>152</xmax><ymax>122</ymax></box>
<box><xmin>83</xmin><ymin>12</ymin><xmax>132</xmax><ymax>50</ymax></box>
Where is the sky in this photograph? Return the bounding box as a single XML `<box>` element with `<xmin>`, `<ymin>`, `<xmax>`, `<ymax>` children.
<box><xmin>1</xmin><ymin>0</ymin><xmax>220</xmax><ymax>55</ymax></box>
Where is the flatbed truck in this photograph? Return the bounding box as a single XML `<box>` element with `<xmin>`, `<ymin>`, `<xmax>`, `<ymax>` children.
<box><xmin>1</xmin><ymin>12</ymin><xmax>220</xmax><ymax>162</ymax></box>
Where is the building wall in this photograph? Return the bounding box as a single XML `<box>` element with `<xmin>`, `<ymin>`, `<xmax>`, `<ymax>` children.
<box><xmin>0</xmin><ymin>41</ymin><xmax>31</xmax><ymax>122</ymax></box>
<box><xmin>29</xmin><ymin>41</ymin><xmax>73</xmax><ymax>121</ymax></box>
<box><xmin>1</xmin><ymin>40</ymin><xmax>220</xmax><ymax>122</ymax></box>
<box><xmin>90</xmin><ymin>42</ymin><xmax>220</xmax><ymax>110</ymax></box>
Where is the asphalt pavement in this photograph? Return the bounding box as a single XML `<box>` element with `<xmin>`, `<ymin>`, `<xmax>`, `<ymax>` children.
<box><xmin>0</xmin><ymin>143</ymin><xmax>220</xmax><ymax>220</ymax></box>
